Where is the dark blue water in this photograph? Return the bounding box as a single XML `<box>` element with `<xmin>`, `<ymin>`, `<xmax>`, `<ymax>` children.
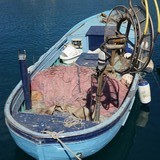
<box><xmin>1</xmin><ymin>0</ymin><xmax>160</xmax><ymax>159</ymax></box>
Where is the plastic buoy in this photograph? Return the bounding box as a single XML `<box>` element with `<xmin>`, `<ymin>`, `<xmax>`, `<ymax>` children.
<box><xmin>98</xmin><ymin>51</ymin><xmax>106</xmax><ymax>71</ymax></box>
<box><xmin>138</xmin><ymin>80</ymin><xmax>151</xmax><ymax>104</ymax></box>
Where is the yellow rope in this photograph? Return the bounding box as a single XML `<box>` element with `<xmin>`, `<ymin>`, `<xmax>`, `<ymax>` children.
<box><xmin>143</xmin><ymin>0</ymin><xmax>149</xmax><ymax>35</ymax></box>
<box><xmin>42</xmin><ymin>131</ymin><xmax>82</xmax><ymax>160</ymax></box>
<box><xmin>154</xmin><ymin>0</ymin><xmax>160</xmax><ymax>33</ymax></box>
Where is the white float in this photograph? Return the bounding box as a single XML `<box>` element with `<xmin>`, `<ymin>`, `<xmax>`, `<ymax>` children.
<box><xmin>138</xmin><ymin>79</ymin><xmax>151</xmax><ymax>104</ymax></box>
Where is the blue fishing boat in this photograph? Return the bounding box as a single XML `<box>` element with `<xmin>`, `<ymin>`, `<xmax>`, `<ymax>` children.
<box><xmin>4</xmin><ymin>0</ymin><xmax>160</xmax><ymax>159</ymax></box>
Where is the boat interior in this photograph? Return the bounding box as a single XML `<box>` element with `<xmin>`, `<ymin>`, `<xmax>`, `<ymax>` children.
<box><xmin>11</xmin><ymin>0</ymin><xmax>155</xmax><ymax>134</ymax></box>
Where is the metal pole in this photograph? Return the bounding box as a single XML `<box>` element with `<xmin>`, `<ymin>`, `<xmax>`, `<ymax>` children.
<box><xmin>18</xmin><ymin>50</ymin><xmax>31</xmax><ymax>110</ymax></box>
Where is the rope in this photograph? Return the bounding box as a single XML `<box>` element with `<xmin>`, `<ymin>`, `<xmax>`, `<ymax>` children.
<box><xmin>42</xmin><ymin>131</ymin><xmax>82</xmax><ymax>160</ymax></box>
<box><xmin>154</xmin><ymin>0</ymin><xmax>160</xmax><ymax>33</ymax></box>
<box><xmin>142</xmin><ymin>0</ymin><xmax>149</xmax><ymax>35</ymax></box>
<box><xmin>64</xmin><ymin>115</ymin><xmax>84</xmax><ymax>129</ymax></box>
<box><xmin>154</xmin><ymin>0</ymin><xmax>160</xmax><ymax>41</ymax></box>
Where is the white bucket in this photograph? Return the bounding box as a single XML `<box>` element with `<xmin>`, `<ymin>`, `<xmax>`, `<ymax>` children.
<box><xmin>138</xmin><ymin>80</ymin><xmax>151</xmax><ymax>104</ymax></box>
<box><xmin>61</xmin><ymin>44</ymin><xmax>78</xmax><ymax>57</ymax></box>
<box><xmin>60</xmin><ymin>45</ymin><xmax>82</xmax><ymax>64</ymax></box>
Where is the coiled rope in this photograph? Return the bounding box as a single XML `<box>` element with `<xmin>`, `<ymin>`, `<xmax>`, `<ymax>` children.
<box><xmin>42</xmin><ymin>131</ymin><xmax>82</xmax><ymax>160</ymax></box>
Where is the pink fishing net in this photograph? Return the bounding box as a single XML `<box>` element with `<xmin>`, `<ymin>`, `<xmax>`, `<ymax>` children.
<box><xmin>31</xmin><ymin>65</ymin><xmax>94</xmax><ymax>107</ymax></box>
<box><xmin>31</xmin><ymin>65</ymin><xmax>128</xmax><ymax>120</ymax></box>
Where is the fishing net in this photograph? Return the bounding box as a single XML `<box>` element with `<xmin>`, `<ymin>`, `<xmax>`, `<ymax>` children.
<box><xmin>31</xmin><ymin>65</ymin><xmax>128</xmax><ymax>121</ymax></box>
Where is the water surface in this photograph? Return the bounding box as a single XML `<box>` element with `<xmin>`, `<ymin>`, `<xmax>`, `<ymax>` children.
<box><xmin>0</xmin><ymin>0</ymin><xmax>160</xmax><ymax>159</ymax></box>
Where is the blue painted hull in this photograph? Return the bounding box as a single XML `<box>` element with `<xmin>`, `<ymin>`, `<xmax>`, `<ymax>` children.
<box><xmin>6</xmin><ymin>96</ymin><xmax>135</xmax><ymax>160</ymax></box>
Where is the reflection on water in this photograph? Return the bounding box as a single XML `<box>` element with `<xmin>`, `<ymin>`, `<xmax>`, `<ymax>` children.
<box><xmin>136</xmin><ymin>104</ymin><xmax>150</xmax><ymax>128</ymax></box>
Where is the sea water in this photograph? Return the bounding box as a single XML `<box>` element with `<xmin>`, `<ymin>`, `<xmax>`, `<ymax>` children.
<box><xmin>0</xmin><ymin>0</ymin><xmax>160</xmax><ymax>160</ymax></box>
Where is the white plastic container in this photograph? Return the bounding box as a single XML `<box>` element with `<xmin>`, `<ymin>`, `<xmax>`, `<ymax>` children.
<box><xmin>60</xmin><ymin>44</ymin><xmax>82</xmax><ymax>64</ymax></box>
<box><xmin>138</xmin><ymin>80</ymin><xmax>151</xmax><ymax>104</ymax></box>
<box><xmin>61</xmin><ymin>44</ymin><xmax>78</xmax><ymax>57</ymax></box>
